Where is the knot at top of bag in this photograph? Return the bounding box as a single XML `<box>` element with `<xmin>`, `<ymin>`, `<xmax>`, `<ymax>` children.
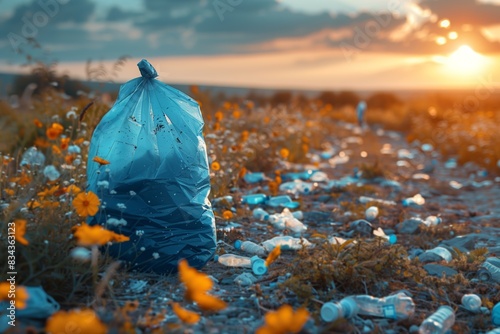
<box><xmin>138</xmin><ymin>59</ymin><xmax>158</xmax><ymax>79</ymax></box>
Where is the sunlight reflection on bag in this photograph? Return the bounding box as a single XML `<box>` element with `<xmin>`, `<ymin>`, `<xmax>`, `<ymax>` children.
<box><xmin>86</xmin><ymin>59</ymin><xmax>216</xmax><ymax>274</ymax></box>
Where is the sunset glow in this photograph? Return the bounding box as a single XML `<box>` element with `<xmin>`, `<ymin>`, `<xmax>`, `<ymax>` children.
<box><xmin>446</xmin><ymin>45</ymin><xmax>486</xmax><ymax>73</ymax></box>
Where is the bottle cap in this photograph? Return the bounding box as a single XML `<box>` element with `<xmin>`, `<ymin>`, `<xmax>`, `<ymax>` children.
<box><xmin>320</xmin><ymin>302</ymin><xmax>341</xmax><ymax>322</ymax></box>
<box><xmin>339</xmin><ymin>297</ymin><xmax>359</xmax><ymax>319</ymax></box>
<box><xmin>250</xmin><ymin>256</ymin><xmax>267</xmax><ymax>276</ymax></box>
<box><xmin>388</xmin><ymin>235</ymin><xmax>397</xmax><ymax>244</ymax></box>
<box><xmin>234</xmin><ymin>240</ymin><xmax>242</xmax><ymax>249</ymax></box>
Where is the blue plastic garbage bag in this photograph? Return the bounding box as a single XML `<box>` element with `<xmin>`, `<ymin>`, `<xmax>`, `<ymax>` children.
<box><xmin>86</xmin><ymin>59</ymin><xmax>216</xmax><ymax>274</ymax></box>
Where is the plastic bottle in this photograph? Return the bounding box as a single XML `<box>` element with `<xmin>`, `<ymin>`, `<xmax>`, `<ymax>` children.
<box><xmin>268</xmin><ymin>209</ymin><xmax>307</xmax><ymax>233</ymax></box>
<box><xmin>291</xmin><ymin>210</ymin><xmax>304</xmax><ymax>220</ymax></box>
<box><xmin>418</xmin><ymin>305</ymin><xmax>455</xmax><ymax>334</ymax></box>
<box><xmin>425</xmin><ymin>247</ymin><xmax>452</xmax><ymax>263</ymax></box>
<box><xmin>424</xmin><ymin>216</ymin><xmax>442</xmax><ymax>226</ymax></box>
<box><xmin>279</xmin><ymin>180</ymin><xmax>314</xmax><ymax>195</ymax></box>
<box><xmin>262</xmin><ymin>236</ymin><xmax>313</xmax><ymax>252</ymax></box>
<box><xmin>321</xmin><ymin>297</ymin><xmax>359</xmax><ymax>322</ymax></box>
<box><xmin>253</xmin><ymin>208</ymin><xmax>270</xmax><ymax>221</ymax></box>
<box><xmin>267</xmin><ymin>195</ymin><xmax>299</xmax><ymax>209</ymax></box>
<box><xmin>492</xmin><ymin>302</ymin><xmax>500</xmax><ymax>326</ymax></box>
<box><xmin>359</xmin><ymin>196</ymin><xmax>397</xmax><ymax>206</ymax></box>
<box><xmin>244</xmin><ymin>172</ymin><xmax>266</xmax><ymax>183</ymax></box>
<box><xmin>234</xmin><ymin>240</ymin><xmax>266</xmax><ymax>257</ymax></box>
<box><xmin>461</xmin><ymin>294</ymin><xmax>481</xmax><ymax>313</ymax></box>
<box><xmin>365</xmin><ymin>206</ymin><xmax>379</xmax><ymax>221</ymax></box>
<box><xmin>242</xmin><ymin>194</ymin><xmax>268</xmax><ymax>205</ymax></box>
<box><xmin>351</xmin><ymin>292</ymin><xmax>415</xmax><ymax>320</ymax></box>
<box><xmin>479</xmin><ymin>257</ymin><xmax>500</xmax><ymax>283</ymax></box>
<box><xmin>402</xmin><ymin>194</ymin><xmax>425</xmax><ymax>207</ymax></box>
<box><xmin>217</xmin><ymin>253</ymin><xmax>267</xmax><ymax>275</ymax></box>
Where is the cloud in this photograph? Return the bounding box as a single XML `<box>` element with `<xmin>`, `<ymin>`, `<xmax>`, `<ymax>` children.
<box><xmin>420</xmin><ymin>0</ymin><xmax>500</xmax><ymax>27</ymax></box>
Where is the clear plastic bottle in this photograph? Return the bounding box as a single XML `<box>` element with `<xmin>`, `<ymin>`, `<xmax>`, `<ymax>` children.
<box><xmin>479</xmin><ymin>257</ymin><xmax>500</xmax><ymax>283</ymax></box>
<box><xmin>266</xmin><ymin>195</ymin><xmax>299</xmax><ymax>209</ymax></box>
<box><xmin>243</xmin><ymin>172</ymin><xmax>266</xmax><ymax>183</ymax></box>
<box><xmin>351</xmin><ymin>292</ymin><xmax>415</xmax><ymax>320</ymax></box>
<box><xmin>279</xmin><ymin>180</ymin><xmax>314</xmax><ymax>195</ymax></box>
<box><xmin>461</xmin><ymin>294</ymin><xmax>481</xmax><ymax>313</ymax></box>
<box><xmin>402</xmin><ymin>194</ymin><xmax>425</xmax><ymax>207</ymax></box>
<box><xmin>242</xmin><ymin>194</ymin><xmax>268</xmax><ymax>205</ymax></box>
<box><xmin>262</xmin><ymin>236</ymin><xmax>312</xmax><ymax>252</ymax></box>
<box><xmin>493</xmin><ymin>302</ymin><xmax>500</xmax><ymax>326</ymax></box>
<box><xmin>217</xmin><ymin>253</ymin><xmax>267</xmax><ymax>275</ymax></box>
<box><xmin>268</xmin><ymin>209</ymin><xmax>307</xmax><ymax>234</ymax></box>
<box><xmin>321</xmin><ymin>297</ymin><xmax>359</xmax><ymax>322</ymax></box>
<box><xmin>425</xmin><ymin>247</ymin><xmax>452</xmax><ymax>263</ymax></box>
<box><xmin>418</xmin><ymin>305</ymin><xmax>455</xmax><ymax>334</ymax></box>
<box><xmin>253</xmin><ymin>208</ymin><xmax>270</xmax><ymax>221</ymax></box>
<box><xmin>424</xmin><ymin>216</ymin><xmax>442</xmax><ymax>227</ymax></box>
<box><xmin>234</xmin><ymin>240</ymin><xmax>266</xmax><ymax>257</ymax></box>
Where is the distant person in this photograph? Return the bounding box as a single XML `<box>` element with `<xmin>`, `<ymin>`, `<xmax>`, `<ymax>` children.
<box><xmin>356</xmin><ymin>100</ymin><xmax>367</xmax><ymax>128</ymax></box>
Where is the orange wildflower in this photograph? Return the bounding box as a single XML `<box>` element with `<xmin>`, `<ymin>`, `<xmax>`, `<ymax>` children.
<box><xmin>4</xmin><ymin>189</ymin><xmax>14</xmax><ymax>196</ymax></box>
<box><xmin>256</xmin><ymin>305</ymin><xmax>309</xmax><ymax>334</ymax></box>
<box><xmin>93</xmin><ymin>156</ymin><xmax>110</xmax><ymax>165</ymax></box>
<box><xmin>222</xmin><ymin>210</ymin><xmax>233</xmax><ymax>220</ymax></box>
<box><xmin>14</xmin><ymin>219</ymin><xmax>29</xmax><ymax>246</ymax></box>
<box><xmin>265</xmin><ymin>245</ymin><xmax>281</xmax><ymax>267</ymax></box>
<box><xmin>38</xmin><ymin>185</ymin><xmax>60</xmax><ymax>199</ymax></box>
<box><xmin>65</xmin><ymin>154</ymin><xmax>76</xmax><ymax>164</ymax></box>
<box><xmin>33</xmin><ymin>118</ymin><xmax>43</xmax><ymax>128</ymax></box>
<box><xmin>172</xmin><ymin>303</ymin><xmax>200</xmax><ymax>324</ymax></box>
<box><xmin>211</xmin><ymin>161</ymin><xmax>221</xmax><ymax>171</ymax></box>
<box><xmin>10</xmin><ymin>172</ymin><xmax>31</xmax><ymax>186</ymax></box>
<box><xmin>60</xmin><ymin>137</ymin><xmax>70</xmax><ymax>150</ymax></box>
<box><xmin>238</xmin><ymin>167</ymin><xmax>247</xmax><ymax>179</ymax></box>
<box><xmin>51</xmin><ymin>145</ymin><xmax>62</xmax><ymax>155</ymax></box>
<box><xmin>279</xmin><ymin>148</ymin><xmax>290</xmax><ymax>160</ymax></box>
<box><xmin>72</xmin><ymin>191</ymin><xmax>100</xmax><ymax>217</ymax></box>
<box><xmin>214</xmin><ymin>111</ymin><xmax>224</xmax><ymax>122</ymax></box>
<box><xmin>232</xmin><ymin>110</ymin><xmax>241</xmax><ymax>119</ymax></box>
<box><xmin>241</xmin><ymin>130</ymin><xmax>249</xmax><ymax>142</ymax></box>
<box><xmin>178</xmin><ymin>259</ymin><xmax>227</xmax><ymax>311</ymax></box>
<box><xmin>46</xmin><ymin>123</ymin><xmax>64</xmax><ymax>140</ymax></box>
<box><xmin>34</xmin><ymin>137</ymin><xmax>50</xmax><ymax>148</ymax></box>
<box><xmin>46</xmin><ymin>309</ymin><xmax>107</xmax><ymax>334</ymax></box>
<box><xmin>213</xmin><ymin>122</ymin><xmax>221</xmax><ymax>131</ymax></box>
<box><xmin>0</xmin><ymin>282</ymin><xmax>29</xmax><ymax>309</ymax></box>
<box><xmin>73</xmin><ymin>223</ymin><xmax>130</xmax><ymax>247</ymax></box>
<box><xmin>65</xmin><ymin>184</ymin><xmax>82</xmax><ymax>195</ymax></box>
<box><xmin>222</xmin><ymin>102</ymin><xmax>231</xmax><ymax>110</ymax></box>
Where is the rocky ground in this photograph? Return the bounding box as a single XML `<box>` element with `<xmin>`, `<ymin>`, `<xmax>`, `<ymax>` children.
<box><xmin>99</xmin><ymin>122</ymin><xmax>500</xmax><ymax>334</ymax></box>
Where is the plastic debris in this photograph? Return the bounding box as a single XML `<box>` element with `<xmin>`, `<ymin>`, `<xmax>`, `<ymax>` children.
<box><xmin>234</xmin><ymin>240</ymin><xmax>266</xmax><ymax>257</ymax></box>
<box><xmin>373</xmin><ymin>227</ymin><xmax>397</xmax><ymax>244</ymax></box>
<box><xmin>418</xmin><ymin>306</ymin><xmax>455</xmax><ymax>334</ymax></box>
<box><xmin>402</xmin><ymin>194</ymin><xmax>425</xmax><ymax>207</ymax></box>
<box><xmin>253</xmin><ymin>208</ymin><xmax>270</xmax><ymax>221</ymax></box>
<box><xmin>279</xmin><ymin>179</ymin><xmax>314</xmax><ymax>195</ymax></box>
<box><xmin>359</xmin><ymin>196</ymin><xmax>397</xmax><ymax>206</ymax></box>
<box><xmin>493</xmin><ymin>302</ymin><xmax>500</xmax><ymax>326</ymax></box>
<box><xmin>424</xmin><ymin>247</ymin><xmax>452</xmax><ymax>263</ymax></box>
<box><xmin>244</xmin><ymin>172</ymin><xmax>267</xmax><ymax>183</ymax></box>
<box><xmin>86</xmin><ymin>59</ymin><xmax>216</xmax><ymax>273</ymax></box>
<box><xmin>268</xmin><ymin>208</ymin><xmax>307</xmax><ymax>233</ymax></box>
<box><xmin>351</xmin><ymin>292</ymin><xmax>415</xmax><ymax>320</ymax></box>
<box><xmin>217</xmin><ymin>254</ymin><xmax>267</xmax><ymax>276</ymax></box>
<box><xmin>365</xmin><ymin>206</ymin><xmax>379</xmax><ymax>221</ymax></box>
<box><xmin>478</xmin><ymin>257</ymin><xmax>500</xmax><ymax>283</ymax></box>
<box><xmin>461</xmin><ymin>294</ymin><xmax>481</xmax><ymax>313</ymax></box>
<box><xmin>423</xmin><ymin>216</ymin><xmax>442</xmax><ymax>227</ymax></box>
<box><xmin>242</xmin><ymin>194</ymin><xmax>268</xmax><ymax>205</ymax></box>
<box><xmin>266</xmin><ymin>195</ymin><xmax>300</xmax><ymax>209</ymax></box>
<box><xmin>321</xmin><ymin>297</ymin><xmax>359</xmax><ymax>322</ymax></box>
<box><xmin>262</xmin><ymin>236</ymin><xmax>313</xmax><ymax>252</ymax></box>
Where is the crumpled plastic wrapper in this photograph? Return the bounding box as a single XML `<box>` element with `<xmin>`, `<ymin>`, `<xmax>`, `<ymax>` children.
<box><xmin>87</xmin><ymin>59</ymin><xmax>216</xmax><ymax>274</ymax></box>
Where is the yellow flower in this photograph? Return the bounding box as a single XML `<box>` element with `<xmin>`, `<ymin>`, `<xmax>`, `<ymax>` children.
<box><xmin>72</xmin><ymin>191</ymin><xmax>100</xmax><ymax>217</ymax></box>
<box><xmin>45</xmin><ymin>309</ymin><xmax>107</xmax><ymax>334</ymax></box>
<box><xmin>265</xmin><ymin>245</ymin><xmax>281</xmax><ymax>267</ymax></box>
<box><xmin>222</xmin><ymin>210</ymin><xmax>233</xmax><ymax>220</ymax></box>
<box><xmin>172</xmin><ymin>303</ymin><xmax>200</xmax><ymax>324</ymax></box>
<box><xmin>211</xmin><ymin>161</ymin><xmax>221</xmax><ymax>171</ymax></box>
<box><xmin>0</xmin><ymin>282</ymin><xmax>29</xmax><ymax>309</ymax></box>
<box><xmin>73</xmin><ymin>223</ymin><xmax>130</xmax><ymax>247</ymax></box>
<box><xmin>256</xmin><ymin>305</ymin><xmax>309</xmax><ymax>334</ymax></box>
<box><xmin>14</xmin><ymin>219</ymin><xmax>29</xmax><ymax>246</ymax></box>
<box><xmin>279</xmin><ymin>148</ymin><xmax>290</xmax><ymax>160</ymax></box>
<box><xmin>93</xmin><ymin>156</ymin><xmax>110</xmax><ymax>165</ymax></box>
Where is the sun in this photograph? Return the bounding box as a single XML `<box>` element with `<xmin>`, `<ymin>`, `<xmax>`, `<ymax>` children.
<box><xmin>445</xmin><ymin>45</ymin><xmax>486</xmax><ymax>73</ymax></box>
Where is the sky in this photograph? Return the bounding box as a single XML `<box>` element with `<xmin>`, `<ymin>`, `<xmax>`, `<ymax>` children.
<box><xmin>1</xmin><ymin>0</ymin><xmax>500</xmax><ymax>90</ymax></box>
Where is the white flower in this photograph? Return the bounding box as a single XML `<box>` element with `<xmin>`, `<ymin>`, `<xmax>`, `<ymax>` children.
<box><xmin>97</xmin><ymin>181</ymin><xmax>109</xmax><ymax>189</ymax></box>
<box><xmin>140</xmin><ymin>247</ymin><xmax>146</xmax><ymax>251</ymax></box>
<box><xmin>71</xmin><ymin>247</ymin><xmax>91</xmax><ymax>261</ymax></box>
<box><xmin>152</xmin><ymin>252</ymin><xmax>160</xmax><ymax>259</ymax></box>
<box><xmin>129</xmin><ymin>190</ymin><xmax>136</xmax><ymax>196</ymax></box>
<box><xmin>117</xmin><ymin>203</ymin><xmax>127</xmax><ymax>210</ymax></box>
<box><xmin>107</xmin><ymin>218</ymin><xmax>127</xmax><ymax>227</ymax></box>
<box><xmin>110</xmin><ymin>190</ymin><xmax>117</xmax><ymax>195</ymax></box>
<box><xmin>68</xmin><ymin>145</ymin><xmax>81</xmax><ymax>154</ymax></box>
<box><xmin>43</xmin><ymin>165</ymin><xmax>60</xmax><ymax>181</ymax></box>
<box><xmin>136</xmin><ymin>230</ymin><xmax>144</xmax><ymax>236</ymax></box>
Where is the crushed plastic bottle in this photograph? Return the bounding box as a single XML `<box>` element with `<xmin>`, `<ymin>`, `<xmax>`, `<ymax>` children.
<box><xmin>268</xmin><ymin>208</ymin><xmax>307</xmax><ymax>233</ymax></box>
<box><xmin>242</xmin><ymin>194</ymin><xmax>268</xmax><ymax>205</ymax></box>
<box><xmin>243</xmin><ymin>172</ymin><xmax>266</xmax><ymax>183</ymax></box>
<box><xmin>266</xmin><ymin>195</ymin><xmax>299</xmax><ymax>209</ymax></box>
<box><xmin>262</xmin><ymin>236</ymin><xmax>313</xmax><ymax>252</ymax></box>
<box><xmin>402</xmin><ymin>194</ymin><xmax>425</xmax><ymax>207</ymax></box>
<box><xmin>217</xmin><ymin>253</ymin><xmax>267</xmax><ymax>276</ymax></box>
<box><xmin>310</xmin><ymin>171</ymin><xmax>329</xmax><ymax>182</ymax></box>
<box><xmin>461</xmin><ymin>294</ymin><xmax>481</xmax><ymax>313</ymax></box>
<box><xmin>253</xmin><ymin>208</ymin><xmax>270</xmax><ymax>221</ymax></box>
<box><xmin>418</xmin><ymin>305</ymin><xmax>455</xmax><ymax>334</ymax></box>
<box><xmin>493</xmin><ymin>302</ymin><xmax>500</xmax><ymax>326</ymax></box>
<box><xmin>423</xmin><ymin>216</ymin><xmax>442</xmax><ymax>227</ymax></box>
<box><xmin>279</xmin><ymin>180</ymin><xmax>314</xmax><ymax>195</ymax></box>
<box><xmin>281</xmin><ymin>170</ymin><xmax>317</xmax><ymax>181</ymax></box>
<box><xmin>359</xmin><ymin>196</ymin><xmax>397</xmax><ymax>206</ymax></box>
<box><xmin>351</xmin><ymin>292</ymin><xmax>415</xmax><ymax>320</ymax></box>
<box><xmin>365</xmin><ymin>206</ymin><xmax>379</xmax><ymax>221</ymax></box>
<box><xmin>424</xmin><ymin>247</ymin><xmax>452</xmax><ymax>263</ymax></box>
<box><xmin>478</xmin><ymin>257</ymin><xmax>500</xmax><ymax>283</ymax></box>
<box><xmin>234</xmin><ymin>240</ymin><xmax>266</xmax><ymax>257</ymax></box>
<box><xmin>321</xmin><ymin>297</ymin><xmax>359</xmax><ymax>322</ymax></box>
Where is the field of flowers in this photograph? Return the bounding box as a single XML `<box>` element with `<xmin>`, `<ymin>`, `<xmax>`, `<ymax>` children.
<box><xmin>0</xmin><ymin>77</ymin><xmax>499</xmax><ymax>333</ymax></box>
